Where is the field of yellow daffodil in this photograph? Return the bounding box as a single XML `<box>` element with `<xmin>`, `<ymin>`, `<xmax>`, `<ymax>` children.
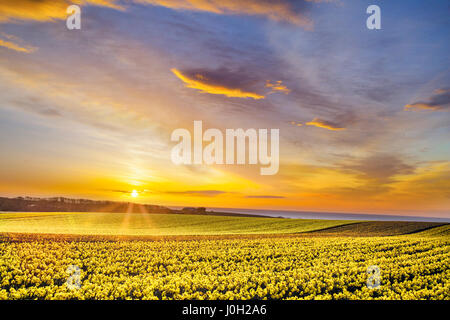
<box><xmin>1</xmin><ymin>229</ymin><xmax>448</xmax><ymax>300</ymax></box>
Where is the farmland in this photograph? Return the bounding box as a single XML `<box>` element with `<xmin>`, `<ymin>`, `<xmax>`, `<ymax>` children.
<box><xmin>0</xmin><ymin>212</ymin><xmax>448</xmax><ymax>300</ymax></box>
<box><xmin>0</xmin><ymin>212</ymin><xmax>358</xmax><ymax>236</ymax></box>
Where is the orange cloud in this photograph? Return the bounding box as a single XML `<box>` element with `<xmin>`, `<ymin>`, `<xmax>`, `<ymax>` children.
<box><xmin>404</xmin><ymin>103</ymin><xmax>440</xmax><ymax>111</ymax></box>
<box><xmin>171</xmin><ymin>68</ymin><xmax>265</xmax><ymax>99</ymax></box>
<box><xmin>137</xmin><ymin>0</ymin><xmax>316</xmax><ymax>28</ymax></box>
<box><xmin>0</xmin><ymin>0</ymin><xmax>123</xmax><ymax>22</ymax></box>
<box><xmin>0</xmin><ymin>34</ymin><xmax>35</xmax><ymax>53</ymax></box>
<box><xmin>306</xmin><ymin>118</ymin><xmax>345</xmax><ymax>131</ymax></box>
<box><xmin>404</xmin><ymin>88</ymin><xmax>450</xmax><ymax>111</ymax></box>
<box><xmin>266</xmin><ymin>80</ymin><xmax>290</xmax><ymax>94</ymax></box>
<box><xmin>0</xmin><ymin>0</ymin><xmax>331</xmax><ymax>26</ymax></box>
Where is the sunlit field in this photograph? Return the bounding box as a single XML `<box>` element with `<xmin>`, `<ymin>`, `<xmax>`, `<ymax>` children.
<box><xmin>0</xmin><ymin>212</ymin><xmax>357</xmax><ymax>236</ymax></box>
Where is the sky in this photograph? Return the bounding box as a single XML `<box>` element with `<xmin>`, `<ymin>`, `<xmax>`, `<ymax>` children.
<box><xmin>0</xmin><ymin>0</ymin><xmax>449</xmax><ymax>217</ymax></box>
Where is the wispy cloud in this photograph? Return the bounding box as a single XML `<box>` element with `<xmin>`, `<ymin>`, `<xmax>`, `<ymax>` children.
<box><xmin>171</xmin><ymin>67</ymin><xmax>265</xmax><ymax>99</ymax></box>
<box><xmin>266</xmin><ymin>80</ymin><xmax>290</xmax><ymax>94</ymax></box>
<box><xmin>391</xmin><ymin>161</ymin><xmax>450</xmax><ymax>199</ymax></box>
<box><xmin>405</xmin><ymin>88</ymin><xmax>450</xmax><ymax>111</ymax></box>
<box><xmin>103</xmin><ymin>188</ymin><xmax>152</xmax><ymax>195</ymax></box>
<box><xmin>289</xmin><ymin>121</ymin><xmax>303</xmax><ymax>127</ymax></box>
<box><xmin>0</xmin><ymin>0</ymin><xmax>326</xmax><ymax>28</ymax></box>
<box><xmin>0</xmin><ymin>0</ymin><xmax>123</xmax><ymax>22</ymax></box>
<box><xmin>164</xmin><ymin>190</ymin><xmax>227</xmax><ymax>196</ymax></box>
<box><xmin>306</xmin><ymin>118</ymin><xmax>346</xmax><ymax>131</ymax></box>
<box><xmin>245</xmin><ymin>195</ymin><xmax>285</xmax><ymax>199</ymax></box>
<box><xmin>339</xmin><ymin>153</ymin><xmax>415</xmax><ymax>185</ymax></box>
<box><xmin>0</xmin><ymin>33</ymin><xmax>35</xmax><ymax>53</ymax></box>
<box><xmin>137</xmin><ymin>0</ymin><xmax>320</xmax><ymax>28</ymax></box>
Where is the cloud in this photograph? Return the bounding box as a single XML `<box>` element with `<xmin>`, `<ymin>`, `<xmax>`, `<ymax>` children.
<box><xmin>245</xmin><ymin>195</ymin><xmax>285</xmax><ymax>199</ymax></box>
<box><xmin>289</xmin><ymin>121</ymin><xmax>303</xmax><ymax>126</ymax></box>
<box><xmin>404</xmin><ymin>88</ymin><xmax>450</xmax><ymax>111</ymax></box>
<box><xmin>280</xmin><ymin>154</ymin><xmax>417</xmax><ymax>199</ymax></box>
<box><xmin>101</xmin><ymin>189</ymin><xmax>131</xmax><ymax>194</ymax></box>
<box><xmin>0</xmin><ymin>33</ymin><xmax>35</xmax><ymax>53</ymax></box>
<box><xmin>391</xmin><ymin>161</ymin><xmax>450</xmax><ymax>199</ymax></box>
<box><xmin>0</xmin><ymin>0</ymin><xmax>123</xmax><ymax>22</ymax></box>
<box><xmin>266</xmin><ymin>80</ymin><xmax>290</xmax><ymax>94</ymax></box>
<box><xmin>103</xmin><ymin>188</ymin><xmax>152</xmax><ymax>195</ymax></box>
<box><xmin>332</xmin><ymin>160</ymin><xmax>450</xmax><ymax>206</ymax></box>
<box><xmin>164</xmin><ymin>190</ymin><xmax>227</xmax><ymax>196</ymax></box>
<box><xmin>137</xmin><ymin>0</ymin><xmax>318</xmax><ymax>28</ymax></box>
<box><xmin>340</xmin><ymin>153</ymin><xmax>415</xmax><ymax>184</ymax></box>
<box><xmin>171</xmin><ymin>67</ymin><xmax>265</xmax><ymax>99</ymax></box>
<box><xmin>0</xmin><ymin>0</ymin><xmax>326</xmax><ymax>28</ymax></box>
<box><xmin>305</xmin><ymin>117</ymin><xmax>346</xmax><ymax>131</ymax></box>
<box><xmin>11</xmin><ymin>97</ymin><xmax>62</xmax><ymax>117</ymax></box>
<box><xmin>323</xmin><ymin>153</ymin><xmax>416</xmax><ymax>197</ymax></box>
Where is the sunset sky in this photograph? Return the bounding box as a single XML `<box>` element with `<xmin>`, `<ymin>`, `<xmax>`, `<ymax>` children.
<box><xmin>0</xmin><ymin>0</ymin><xmax>449</xmax><ymax>217</ymax></box>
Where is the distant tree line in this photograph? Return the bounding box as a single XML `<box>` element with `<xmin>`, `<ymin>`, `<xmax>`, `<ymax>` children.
<box><xmin>0</xmin><ymin>196</ymin><xmax>173</xmax><ymax>213</ymax></box>
<box><xmin>0</xmin><ymin>197</ymin><xmax>214</xmax><ymax>215</ymax></box>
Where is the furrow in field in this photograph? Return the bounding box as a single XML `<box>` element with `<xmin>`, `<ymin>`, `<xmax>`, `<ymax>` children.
<box><xmin>308</xmin><ymin>221</ymin><xmax>447</xmax><ymax>236</ymax></box>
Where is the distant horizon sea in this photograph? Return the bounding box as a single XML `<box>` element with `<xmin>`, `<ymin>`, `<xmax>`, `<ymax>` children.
<box><xmin>174</xmin><ymin>207</ymin><xmax>450</xmax><ymax>223</ymax></box>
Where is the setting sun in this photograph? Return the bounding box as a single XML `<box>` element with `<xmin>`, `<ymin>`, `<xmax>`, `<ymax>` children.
<box><xmin>131</xmin><ymin>190</ymin><xmax>138</xmax><ymax>198</ymax></box>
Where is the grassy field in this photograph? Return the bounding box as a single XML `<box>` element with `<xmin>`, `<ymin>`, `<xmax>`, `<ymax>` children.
<box><xmin>0</xmin><ymin>212</ymin><xmax>359</xmax><ymax>236</ymax></box>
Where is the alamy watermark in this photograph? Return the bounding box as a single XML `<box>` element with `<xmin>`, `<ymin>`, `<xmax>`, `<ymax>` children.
<box><xmin>171</xmin><ymin>121</ymin><xmax>279</xmax><ymax>175</ymax></box>
<box><xmin>65</xmin><ymin>4</ymin><xmax>380</xmax><ymax>31</ymax></box>
<box><xmin>66</xmin><ymin>264</ymin><xmax>81</xmax><ymax>290</ymax></box>
<box><xmin>366</xmin><ymin>5</ymin><xmax>381</xmax><ymax>30</ymax></box>
<box><xmin>366</xmin><ymin>265</ymin><xmax>381</xmax><ymax>289</ymax></box>
<box><xmin>66</xmin><ymin>5</ymin><xmax>81</xmax><ymax>30</ymax></box>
